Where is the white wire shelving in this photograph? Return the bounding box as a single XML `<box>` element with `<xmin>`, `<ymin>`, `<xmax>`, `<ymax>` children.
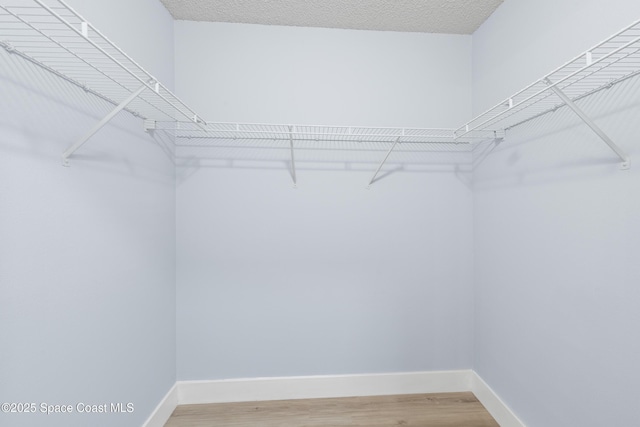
<box><xmin>0</xmin><ymin>0</ymin><xmax>205</xmax><ymax>165</ymax></box>
<box><xmin>163</xmin><ymin>122</ymin><xmax>476</xmax><ymax>186</ymax></box>
<box><xmin>0</xmin><ymin>0</ymin><xmax>202</xmax><ymax>122</ymax></box>
<box><xmin>1</xmin><ymin>0</ymin><xmax>639</xmax><ymax>179</ymax></box>
<box><xmin>165</xmin><ymin>122</ymin><xmax>476</xmax><ymax>145</ymax></box>
<box><xmin>455</xmin><ymin>18</ymin><xmax>640</xmax><ymax>169</ymax></box>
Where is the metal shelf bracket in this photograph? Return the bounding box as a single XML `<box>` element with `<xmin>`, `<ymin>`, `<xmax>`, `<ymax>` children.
<box><xmin>544</xmin><ymin>78</ymin><xmax>630</xmax><ymax>170</ymax></box>
<box><xmin>61</xmin><ymin>84</ymin><xmax>148</xmax><ymax>166</ymax></box>
<box><xmin>288</xmin><ymin>125</ymin><xmax>297</xmax><ymax>187</ymax></box>
<box><xmin>367</xmin><ymin>136</ymin><xmax>402</xmax><ymax>188</ymax></box>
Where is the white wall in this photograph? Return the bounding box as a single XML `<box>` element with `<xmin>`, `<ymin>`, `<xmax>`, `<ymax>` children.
<box><xmin>0</xmin><ymin>1</ymin><xmax>176</xmax><ymax>426</ymax></box>
<box><xmin>6</xmin><ymin>2</ymin><xmax>639</xmax><ymax>424</ymax></box>
<box><xmin>174</xmin><ymin>22</ymin><xmax>471</xmax><ymax>128</ymax></box>
<box><xmin>174</xmin><ymin>22</ymin><xmax>475</xmax><ymax>380</ymax></box>
<box><xmin>472</xmin><ymin>1</ymin><xmax>640</xmax><ymax>426</ymax></box>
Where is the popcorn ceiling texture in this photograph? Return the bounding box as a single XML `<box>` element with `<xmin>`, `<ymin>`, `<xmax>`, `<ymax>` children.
<box><xmin>159</xmin><ymin>0</ymin><xmax>504</xmax><ymax>34</ymax></box>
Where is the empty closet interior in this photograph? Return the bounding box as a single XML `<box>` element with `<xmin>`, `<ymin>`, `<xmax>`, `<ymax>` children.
<box><xmin>1</xmin><ymin>0</ymin><xmax>639</xmax><ymax>426</ymax></box>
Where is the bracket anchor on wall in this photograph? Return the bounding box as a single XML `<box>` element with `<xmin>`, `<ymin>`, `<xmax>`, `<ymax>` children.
<box><xmin>544</xmin><ymin>78</ymin><xmax>630</xmax><ymax>170</ymax></box>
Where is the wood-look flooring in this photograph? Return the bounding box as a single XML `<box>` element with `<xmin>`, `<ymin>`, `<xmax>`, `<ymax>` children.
<box><xmin>164</xmin><ymin>392</ymin><xmax>499</xmax><ymax>427</ymax></box>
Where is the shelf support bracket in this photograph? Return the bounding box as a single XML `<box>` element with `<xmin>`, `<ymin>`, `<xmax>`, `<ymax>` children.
<box><xmin>544</xmin><ymin>78</ymin><xmax>630</xmax><ymax>170</ymax></box>
<box><xmin>367</xmin><ymin>136</ymin><xmax>401</xmax><ymax>188</ymax></box>
<box><xmin>61</xmin><ymin>84</ymin><xmax>148</xmax><ymax>166</ymax></box>
<box><xmin>288</xmin><ymin>126</ymin><xmax>297</xmax><ymax>187</ymax></box>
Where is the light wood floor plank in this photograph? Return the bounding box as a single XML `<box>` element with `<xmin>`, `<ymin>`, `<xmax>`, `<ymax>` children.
<box><xmin>164</xmin><ymin>392</ymin><xmax>499</xmax><ymax>427</ymax></box>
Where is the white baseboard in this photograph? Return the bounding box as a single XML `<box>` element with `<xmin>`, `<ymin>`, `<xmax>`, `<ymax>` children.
<box><xmin>142</xmin><ymin>383</ymin><xmax>178</xmax><ymax>427</ymax></box>
<box><xmin>471</xmin><ymin>372</ymin><xmax>526</xmax><ymax>427</ymax></box>
<box><xmin>144</xmin><ymin>370</ymin><xmax>524</xmax><ymax>427</ymax></box>
<box><xmin>178</xmin><ymin>370</ymin><xmax>472</xmax><ymax>405</ymax></box>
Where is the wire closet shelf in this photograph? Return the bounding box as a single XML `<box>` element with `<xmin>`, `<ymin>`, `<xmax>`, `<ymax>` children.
<box><xmin>0</xmin><ymin>0</ymin><xmax>202</xmax><ymax>124</ymax></box>
<box><xmin>455</xmin><ymin>18</ymin><xmax>640</xmax><ymax>142</ymax></box>
<box><xmin>164</xmin><ymin>122</ymin><xmax>477</xmax><ymax>145</ymax></box>
<box><xmin>0</xmin><ymin>0</ymin><xmax>477</xmax><ymax>147</ymax></box>
<box><xmin>1</xmin><ymin>0</ymin><xmax>639</xmax><ymax>170</ymax></box>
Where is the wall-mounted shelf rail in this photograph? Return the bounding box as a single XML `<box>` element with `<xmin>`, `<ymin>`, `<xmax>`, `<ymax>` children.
<box><xmin>455</xmin><ymin>18</ymin><xmax>640</xmax><ymax>169</ymax></box>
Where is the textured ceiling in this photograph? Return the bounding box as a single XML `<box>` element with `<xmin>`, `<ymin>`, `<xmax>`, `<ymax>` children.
<box><xmin>159</xmin><ymin>0</ymin><xmax>504</xmax><ymax>34</ymax></box>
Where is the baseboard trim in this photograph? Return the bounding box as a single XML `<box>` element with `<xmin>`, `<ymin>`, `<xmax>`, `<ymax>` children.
<box><xmin>145</xmin><ymin>371</ymin><xmax>525</xmax><ymax>427</ymax></box>
<box><xmin>142</xmin><ymin>383</ymin><xmax>178</xmax><ymax>427</ymax></box>
<box><xmin>471</xmin><ymin>372</ymin><xmax>527</xmax><ymax>427</ymax></box>
<box><xmin>178</xmin><ymin>370</ymin><xmax>472</xmax><ymax>405</ymax></box>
